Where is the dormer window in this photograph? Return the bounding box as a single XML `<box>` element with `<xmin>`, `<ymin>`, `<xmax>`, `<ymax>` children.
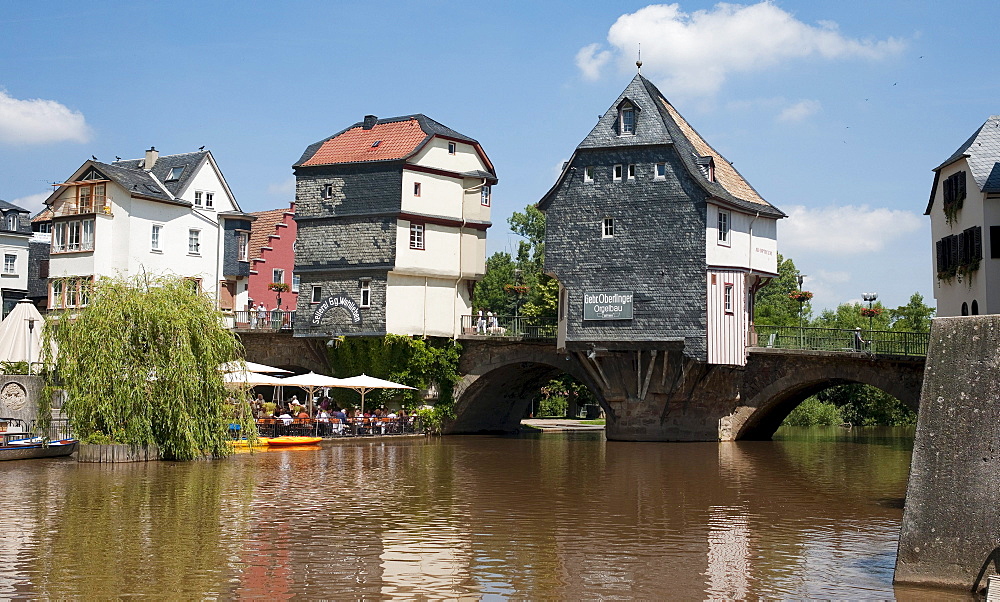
<box><xmin>621</xmin><ymin>106</ymin><xmax>635</xmax><ymax>135</ymax></box>
<box><xmin>166</xmin><ymin>166</ymin><xmax>184</xmax><ymax>181</ymax></box>
<box><xmin>5</xmin><ymin>213</ymin><xmax>17</xmax><ymax>231</ymax></box>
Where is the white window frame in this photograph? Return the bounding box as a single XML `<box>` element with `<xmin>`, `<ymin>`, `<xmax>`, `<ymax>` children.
<box><xmin>584</xmin><ymin>166</ymin><xmax>595</xmax><ymax>183</ymax></box>
<box><xmin>5</xmin><ymin>214</ymin><xmax>16</xmax><ymax>231</ymax></box>
<box><xmin>322</xmin><ymin>184</ymin><xmax>334</xmax><ymax>199</ymax></box>
<box><xmin>602</xmin><ymin>217</ymin><xmax>615</xmax><ymax>239</ymax></box>
<box><xmin>81</xmin><ymin>219</ymin><xmax>94</xmax><ymax>251</ymax></box>
<box><xmin>414</xmin><ymin>182</ymin><xmax>421</xmax><ymax>197</ymax></box>
<box><xmin>724</xmin><ymin>283</ymin><xmax>734</xmax><ymax>314</ymax></box>
<box><xmin>151</xmin><ymin>224</ymin><xmax>162</xmax><ymax>252</ymax></box>
<box><xmin>717</xmin><ymin>209</ymin><xmax>731</xmax><ymax>246</ymax></box>
<box><xmin>292</xmin><ymin>274</ymin><xmax>300</xmax><ymax>293</ymax></box>
<box><xmin>613</xmin><ymin>164</ymin><xmax>623</xmax><ymax>181</ymax></box>
<box><xmin>410</xmin><ymin>223</ymin><xmax>425</xmax><ymax>250</ymax></box>
<box><xmin>50</xmin><ymin>280</ymin><xmax>63</xmax><ymax>309</ymax></box>
<box><xmin>205</xmin><ymin>192</ymin><xmax>214</xmax><ymax>209</ymax></box>
<box><xmin>237</xmin><ymin>232</ymin><xmax>248</xmax><ymax>261</ymax></box>
<box><xmin>167</xmin><ymin>166</ymin><xmax>183</xmax><ymax>181</ymax></box>
<box><xmin>447</xmin><ymin>141</ymin><xmax>456</xmax><ymax>155</ymax></box>
<box><xmin>311</xmin><ymin>285</ymin><xmax>322</xmax><ymax>304</ymax></box>
<box><xmin>621</xmin><ymin>106</ymin><xmax>635</xmax><ymax>135</ymax></box>
<box><xmin>628</xmin><ymin>164</ymin><xmax>636</xmax><ymax>180</ymax></box>
<box><xmin>194</xmin><ymin>191</ymin><xmax>203</xmax><ymax>207</ymax></box>
<box><xmin>272</xmin><ymin>268</ymin><xmax>285</xmax><ymax>284</ymax></box>
<box><xmin>481</xmin><ymin>185</ymin><xmax>491</xmax><ymax>206</ymax></box>
<box><xmin>3</xmin><ymin>254</ymin><xmax>15</xmax><ymax>274</ymax></box>
<box><xmin>188</xmin><ymin>229</ymin><xmax>201</xmax><ymax>255</ymax></box>
<box><xmin>67</xmin><ymin>220</ymin><xmax>81</xmax><ymax>251</ymax></box>
<box><xmin>53</xmin><ymin>222</ymin><xmax>66</xmax><ymax>252</ymax></box>
<box><xmin>655</xmin><ymin>163</ymin><xmax>666</xmax><ymax>180</ymax></box>
<box><xmin>359</xmin><ymin>279</ymin><xmax>371</xmax><ymax>308</ymax></box>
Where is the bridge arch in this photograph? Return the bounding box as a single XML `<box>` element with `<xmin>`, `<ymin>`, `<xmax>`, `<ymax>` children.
<box><xmin>448</xmin><ymin>340</ymin><xmax>602</xmax><ymax>434</ymax></box>
<box><xmin>735</xmin><ymin>350</ymin><xmax>924</xmax><ymax>440</ymax></box>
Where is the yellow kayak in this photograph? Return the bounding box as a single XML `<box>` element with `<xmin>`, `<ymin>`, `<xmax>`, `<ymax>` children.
<box><xmin>266</xmin><ymin>436</ymin><xmax>322</xmax><ymax>446</ymax></box>
<box><xmin>230</xmin><ymin>437</ymin><xmax>271</xmax><ymax>447</ymax></box>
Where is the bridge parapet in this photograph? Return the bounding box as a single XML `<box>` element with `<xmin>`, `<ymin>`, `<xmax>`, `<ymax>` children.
<box><xmin>751</xmin><ymin>325</ymin><xmax>928</xmax><ymax>357</ymax></box>
<box><xmin>457</xmin><ymin>315</ymin><xmax>556</xmax><ymax>342</ymax></box>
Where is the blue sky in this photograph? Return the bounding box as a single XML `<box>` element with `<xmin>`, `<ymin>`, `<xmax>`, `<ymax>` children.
<box><xmin>1</xmin><ymin>1</ymin><xmax>997</xmax><ymax>312</ymax></box>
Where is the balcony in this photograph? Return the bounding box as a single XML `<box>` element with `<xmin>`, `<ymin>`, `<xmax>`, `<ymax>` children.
<box><xmin>227</xmin><ymin>310</ymin><xmax>294</xmax><ymax>333</ymax></box>
<box><xmin>52</xmin><ymin>196</ymin><xmax>112</xmax><ymax>218</ymax></box>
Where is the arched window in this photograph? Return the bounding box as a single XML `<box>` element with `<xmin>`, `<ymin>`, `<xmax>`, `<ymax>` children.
<box><xmin>5</xmin><ymin>213</ymin><xmax>16</xmax><ymax>231</ymax></box>
<box><xmin>972</xmin><ymin>300</ymin><xmax>979</xmax><ymax>315</ymax></box>
<box><xmin>961</xmin><ymin>302</ymin><xmax>969</xmax><ymax>316</ymax></box>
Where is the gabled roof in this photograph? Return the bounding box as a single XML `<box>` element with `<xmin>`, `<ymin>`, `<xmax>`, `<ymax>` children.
<box><xmin>112</xmin><ymin>150</ymin><xmax>210</xmax><ymax>198</ymax></box>
<box><xmin>926</xmin><ymin>115</ymin><xmax>1000</xmax><ymax>214</ymax></box>
<box><xmin>45</xmin><ymin>159</ymin><xmax>189</xmax><ymax>208</ymax></box>
<box><xmin>540</xmin><ymin>74</ymin><xmax>784</xmax><ymax>218</ymax></box>
<box><xmin>0</xmin><ymin>200</ymin><xmax>29</xmax><ymax>214</ymax></box>
<box><xmin>294</xmin><ymin>114</ymin><xmax>497</xmax><ymax>177</ymax></box>
<box><xmin>248</xmin><ymin>207</ymin><xmax>288</xmax><ymax>263</ymax></box>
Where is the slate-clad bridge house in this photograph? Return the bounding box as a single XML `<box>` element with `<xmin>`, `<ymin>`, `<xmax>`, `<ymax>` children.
<box><xmin>292</xmin><ymin>114</ymin><xmax>496</xmax><ymax>339</ymax></box>
<box><xmin>43</xmin><ymin>148</ymin><xmax>254</xmax><ymax>311</ymax></box>
<box><xmin>926</xmin><ymin>115</ymin><xmax>1000</xmax><ymax>317</ymax></box>
<box><xmin>540</xmin><ymin>74</ymin><xmax>785</xmax><ymax>367</ymax></box>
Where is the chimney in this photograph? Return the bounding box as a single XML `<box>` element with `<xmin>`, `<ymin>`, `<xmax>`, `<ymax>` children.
<box><xmin>362</xmin><ymin>115</ymin><xmax>378</xmax><ymax>130</ymax></box>
<box><xmin>144</xmin><ymin>147</ymin><xmax>159</xmax><ymax>170</ymax></box>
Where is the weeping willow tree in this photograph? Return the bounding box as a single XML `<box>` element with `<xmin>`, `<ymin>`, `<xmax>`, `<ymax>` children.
<box><xmin>42</xmin><ymin>274</ymin><xmax>253</xmax><ymax>460</ymax></box>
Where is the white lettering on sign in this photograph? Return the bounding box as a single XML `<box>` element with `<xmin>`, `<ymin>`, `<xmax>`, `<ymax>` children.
<box><xmin>583</xmin><ymin>291</ymin><xmax>634</xmax><ymax>320</ymax></box>
<box><xmin>311</xmin><ymin>294</ymin><xmax>362</xmax><ymax>326</ymax></box>
<box><xmin>583</xmin><ymin>292</ymin><xmax>634</xmax><ymax>305</ymax></box>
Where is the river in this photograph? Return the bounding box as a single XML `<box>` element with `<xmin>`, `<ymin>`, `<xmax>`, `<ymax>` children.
<box><xmin>0</xmin><ymin>427</ymin><xmax>973</xmax><ymax>599</ymax></box>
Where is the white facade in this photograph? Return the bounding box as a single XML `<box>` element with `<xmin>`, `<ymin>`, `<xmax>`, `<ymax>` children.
<box><xmin>388</xmin><ymin>137</ymin><xmax>492</xmax><ymax>338</ymax></box>
<box><xmin>705</xmin><ymin>202</ymin><xmax>779</xmax><ymax>365</ymax></box>
<box><xmin>0</xmin><ymin>231</ymin><xmax>29</xmax><ymax>317</ymax></box>
<box><xmin>45</xmin><ymin>151</ymin><xmax>250</xmax><ymax>310</ymax></box>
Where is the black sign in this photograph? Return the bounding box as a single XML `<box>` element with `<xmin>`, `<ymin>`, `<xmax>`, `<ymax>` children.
<box><xmin>311</xmin><ymin>294</ymin><xmax>362</xmax><ymax>326</ymax></box>
<box><xmin>583</xmin><ymin>291</ymin><xmax>634</xmax><ymax>320</ymax></box>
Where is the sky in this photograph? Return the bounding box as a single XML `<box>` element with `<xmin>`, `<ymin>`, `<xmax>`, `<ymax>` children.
<box><xmin>1</xmin><ymin>1</ymin><xmax>998</xmax><ymax>312</ymax></box>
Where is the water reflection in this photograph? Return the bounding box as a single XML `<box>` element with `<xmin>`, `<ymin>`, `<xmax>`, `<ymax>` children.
<box><xmin>0</xmin><ymin>428</ymin><xmax>974</xmax><ymax>598</ymax></box>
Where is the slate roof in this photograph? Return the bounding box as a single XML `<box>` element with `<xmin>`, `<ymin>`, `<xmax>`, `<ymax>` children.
<box><xmin>295</xmin><ymin>114</ymin><xmax>497</xmax><ymax>178</ymax></box>
<box><xmin>926</xmin><ymin>115</ymin><xmax>1000</xmax><ymax>214</ymax></box>
<box><xmin>541</xmin><ymin>74</ymin><xmax>784</xmax><ymax>218</ymax></box>
<box><xmin>0</xmin><ymin>200</ymin><xmax>29</xmax><ymax>214</ymax></box>
<box><xmin>248</xmin><ymin>208</ymin><xmax>287</xmax><ymax>263</ymax></box>
<box><xmin>112</xmin><ymin>151</ymin><xmax>209</xmax><ymax>198</ymax></box>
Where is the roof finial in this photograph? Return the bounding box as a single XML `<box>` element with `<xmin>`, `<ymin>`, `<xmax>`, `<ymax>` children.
<box><xmin>636</xmin><ymin>43</ymin><xmax>642</xmax><ymax>72</ymax></box>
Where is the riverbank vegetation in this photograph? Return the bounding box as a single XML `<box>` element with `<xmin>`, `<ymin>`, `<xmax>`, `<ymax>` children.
<box><xmin>42</xmin><ymin>275</ymin><xmax>252</xmax><ymax>460</ymax></box>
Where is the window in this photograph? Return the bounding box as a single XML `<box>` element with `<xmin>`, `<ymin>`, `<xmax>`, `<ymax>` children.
<box><xmin>481</xmin><ymin>185</ymin><xmax>491</xmax><ymax>206</ymax></box>
<box><xmin>311</xmin><ymin>285</ymin><xmax>322</xmax><ymax>304</ymax></box>
<box><xmin>67</xmin><ymin>220</ymin><xmax>81</xmax><ymax>251</ymax></box>
<box><xmin>724</xmin><ymin>284</ymin><xmax>734</xmax><ymax>314</ymax></box>
<box><xmin>628</xmin><ymin>164</ymin><xmax>636</xmax><ymax>180</ymax></box>
<box><xmin>81</xmin><ymin>219</ymin><xmax>94</xmax><ymax>251</ymax></box>
<box><xmin>205</xmin><ymin>192</ymin><xmax>214</xmax><ymax>208</ymax></box>
<box><xmin>3</xmin><ymin>254</ymin><xmax>14</xmax><ymax>274</ymax></box>
<box><xmin>410</xmin><ymin>223</ymin><xmax>425</xmax><ymax>250</ymax></box>
<box><xmin>188</xmin><ymin>229</ymin><xmax>200</xmax><ymax>254</ymax></box>
<box><xmin>937</xmin><ymin>226</ymin><xmax>982</xmax><ymax>277</ymax></box>
<box><xmin>603</xmin><ymin>217</ymin><xmax>615</xmax><ymax>238</ymax></box>
<box><xmin>972</xmin><ymin>300</ymin><xmax>980</xmax><ymax>315</ymax></box>
<box><xmin>322</xmin><ymin>184</ymin><xmax>334</xmax><ymax>199</ymax></box>
<box><xmin>166</xmin><ymin>166</ymin><xmax>183</xmax><ymax>181</ymax></box>
<box><xmin>292</xmin><ymin>274</ymin><xmax>300</xmax><ymax>293</ymax></box>
<box><xmin>447</xmin><ymin>141</ymin><xmax>456</xmax><ymax>154</ymax></box>
<box><xmin>962</xmin><ymin>302</ymin><xmax>969</xmax><ymax>316</ymax></box>
<box><xmin>194</xmin><ymin>191</ymin><xmax>203</xmax><ymax>207</ymax></box>
<box><xmin>414</xmin><ymin>182</ymin><xmax>421</xmax><ymax>197</ymax></box>
<box><xmin>613</xmin><ymin>164</ymin><xmax>623</xmax><ymax>181</ymax></box>
<box><xmin>943</xmin><ymin>171</ymin><xmax>967</xmax><ymax>209</ymax></box>
<box><xmin>237</xmin><ymin>232</ymin><xmax>248</xmax><ymax>261</ymax></box>
<box><xmin>360</xmin><ymin>280</ymin><xmax>371</xmax><ymax>308</ymax></box>
<box><xmin>718</xmin><ymin>210</ymin><xmax>731</xmax><ymax>245</ymax></box>
<box><xmin>50</xmin><ymin>280</ymin><xmax>63</xmax><ymax>309</ymax></box>
<box><xmin>151</xmin><ymin>224</ymin><xmax>162</xmax><ymax>251</ymax></box>
<box><xmin>53</xmin><ymin>223</ymin><xmax>66</xmax><ymax>252</ymax></box>
<box><xmin>79</xmin><ymin>185</ymin><xmax>92</xmax><ymax>212</ymax></box>
<box><xmin>621</xmin><ymin>106</ymin><xmax>635</xmax><ymax>135</ymax></box>
<box><xmin>5</xmin><ymin>213</ymin><xmax>16</xmax><ymax>231</ymax></box>
<box><xmin>272</xmin><ymin>268</ymin><xmax>285</xmax><ymax>284</ymax></box>
<box><xmin>584</xmin><ymin>166</ymin><xmax>595</xmax><ymax>183</ymax></box>
<box><xmin>655</xmin><ymin>163</ymin><xmax>666</xmax><ymax>180</ymax></box>
<box><xmin>50</xmin><ymin>276</ymin><xmax>92</xmax><ymax>309</ymax></box>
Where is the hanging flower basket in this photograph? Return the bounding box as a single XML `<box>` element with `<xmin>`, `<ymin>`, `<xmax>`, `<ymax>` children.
<box><xmin>860</xmin><ymin>307</ymin><xmax>883</xmax><ymax>318</ymax></box>
<box><xmin>788</xmin><ymin>290</ymin><xmax>813</xmax><ymax>302</ymax></box>
<box><xmin>504</xmin><ymin>284</ymin><xmax>530</xmax><ymax>295</ymax></box>
<box><xmin>268</xmin><ymin>282</ymin><xmax>290</xmax><ymax>293</ymax></box>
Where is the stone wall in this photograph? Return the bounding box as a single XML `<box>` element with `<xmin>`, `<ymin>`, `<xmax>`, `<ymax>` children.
<box><xmin>294</xmin><ymin>271</ymin><xmax>388</xmax><ymax>337</ymax></box>
<box><xmin>543</xmin><ymin>146</ymin><xmax>708</xmax><ymax>361</ymax></box>
<box><xmin>895</xmin><ymin>316</ymin><xmax>1000</xmax><ymax>590</ymax></box>
<box><xmin>0</xmin><ymin>375</ymin><xmax>45</xmax><ymax>427</ymax></box>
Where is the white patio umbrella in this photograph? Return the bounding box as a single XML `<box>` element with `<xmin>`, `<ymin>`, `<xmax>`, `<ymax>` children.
<box><xmin>332</xmin><ymin>374</ymin><xmax>416</xmax><ymax>415</ymax></box>
<box><xmin>218</xmin><ymin>360</ymin><xmax>291</xmax><ymax>374</ymax></box>
<box><xmin>223</xmin><ymin>370</ymin><xmax>288</xmax><ymax>388</ymax></box>
<box><xmin>278</xmin><ymin>372</ymin><xmax>347</xmax><ymax>414</ymax></box>
<box><xmin>0</xmin><ymin>299</ymin><xmax>48</xmax><ymax>371</ymax></box>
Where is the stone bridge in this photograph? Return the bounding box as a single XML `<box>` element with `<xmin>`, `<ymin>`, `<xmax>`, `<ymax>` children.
<box><xmin>238</xmin><ymin>332</ymin><xmax>925</xmax><ymax>442</ymax></box>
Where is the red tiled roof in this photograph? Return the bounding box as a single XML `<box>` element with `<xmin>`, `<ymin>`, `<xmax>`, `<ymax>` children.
<box><xmin>302</xmin><ymin>118</ymin><xmax>428</xmax><ymax>166</ymax></box>
<box><xmin>248</xmin><ymin>208</ymin><xmax>286</xmax><ymax>263</ymax></box>
<box><xmin>32</xmin><ymin>208</ymin><xmax>53</xmax><ymax>223</ymax></box>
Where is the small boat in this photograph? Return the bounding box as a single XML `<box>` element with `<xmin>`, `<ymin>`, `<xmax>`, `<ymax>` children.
<box><xmin>266</xmin><ymin>436</ymin><xmax>322</xmax><ymax>446</ymax></box>
<box><xmin>0</xmin><ymin>418</ymin><xmax>77</xmax><ymax>461</ymax></box>
<box><xmin>230</xmin><ymin>437</ymin><xmax>271</xmax><ymax>448</ymax></box>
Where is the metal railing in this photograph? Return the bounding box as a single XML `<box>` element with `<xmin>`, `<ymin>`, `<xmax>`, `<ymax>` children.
<box><xmin>750</xmin><ymin>325</ymin><xmax>928</xmax><ymax>357</ymax></box>
<box><xmin>460</xmin><ymin>315</ymin><xmax>557</xmax><ymax>341</ymax></box>
<box><xmin>253</xmin><ymin>417</ymin><xmax>423</xmax><ymax>438</ymax></box>
<box><xmin>231</xmin><ymin>310</ymin><xmax>293</xmax><ymax>331</ymax></box>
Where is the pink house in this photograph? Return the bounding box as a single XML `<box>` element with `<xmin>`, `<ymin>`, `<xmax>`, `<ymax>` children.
<box><xmin>247</xmin><ymin>202</ymin><xmax>298</xmax><ymax>315</ymax></box>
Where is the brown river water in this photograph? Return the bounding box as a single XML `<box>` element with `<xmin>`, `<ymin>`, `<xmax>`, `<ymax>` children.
<box><xmin>0</xmin><ymin>427</ymin><xmax>974</xmax><ymax>599</ymax></box>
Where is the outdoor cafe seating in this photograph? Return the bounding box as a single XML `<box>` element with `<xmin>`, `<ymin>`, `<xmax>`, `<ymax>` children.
<box><xmin>255</xmin><ymin>415</ymin><xmax>420</xmax><ymax>438</ymax></box>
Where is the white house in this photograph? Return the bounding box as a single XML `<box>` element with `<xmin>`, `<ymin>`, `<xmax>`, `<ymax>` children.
<box><xmin>0</xmin><ymin>200</ymin><xmax>32</xmax><ymax>317</ymax></box>
<box><xmin>43</xmin><ymin>148</ymin><xmax>254</xmax><ymax>310</ymax></box>
<box><xmin>926</xmin><ymin>115</ymin><xmax>1000</xmax><ymax>316</ymax></box>
<box><xmin>293</xmin><ymin>114</ymin><xmax>496</xmax><ymax>339</ymax></box>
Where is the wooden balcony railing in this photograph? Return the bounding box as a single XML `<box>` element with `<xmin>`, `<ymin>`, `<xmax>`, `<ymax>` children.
<box><xmin>53</xmin><ymin>196</ymin><xmax>112</xmax><ymax>217</ymax></box>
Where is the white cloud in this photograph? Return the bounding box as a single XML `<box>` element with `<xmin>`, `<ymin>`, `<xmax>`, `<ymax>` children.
<box><xmin>580</xmin><ymin>2</ymin><xmax>905</xmax><ymax>95</ymax></box>
<box><xmin>267</xmin><ymin>177</ymin><xmax>295</xmax><ymax>197</ymax></box>
<box><xmin>11</xmin><ymin>191</ymin><xmax>49</xmax><ymax>215</ymax></box>
<box><xmin>780</xmin><ymin>204</ymin><xmax>923</xmax><ymax>256</ymax></box>
<box><xmin>575</xmin><ymin>43</ymin><xmax>612</xmax><ymax>81</ymax></box>
<box><xmin>0</xmin><ymin>90</ymin><xmax>90</xmax><ymax>145</ymax></box>
<box><xmin>777</xmin><ymin>99</ymin><xmax>821</xmax><ymax>122</ymax></box>
<box><xmin>552</xmin><ymin>158</ymin><xmax>569</xmax><ymax>182</ymax></box>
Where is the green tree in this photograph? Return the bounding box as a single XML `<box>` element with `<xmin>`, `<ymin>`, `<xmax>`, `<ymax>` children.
<box><xmin>754</xmin><ymin>254</ymin><xmax>811</xmax><ymax>326</ymax></box>
<box><xmin>889</xmin><ymin>293</ymin><xmax>935</xmax><ymax>332</ymax></box>
<box><xmin>812</xmin><ymin>301</ymin><xmax>891</xmax><ymax>331</ymax></box>
<box><xmin>474</xmin><ymin>252</ymin><xmax>518</xmax><ymax>315</ymax></box>
<box><xmin>42</xmin><ymin>275</ymin><xmax>251</xmax><ymax>460</ymax></box>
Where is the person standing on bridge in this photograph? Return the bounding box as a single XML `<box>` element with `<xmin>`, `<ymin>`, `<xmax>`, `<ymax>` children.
<box><xmin>476</xmin><ymin>309</ymin><xmax>486</xmax><ymax>334</ymax></box>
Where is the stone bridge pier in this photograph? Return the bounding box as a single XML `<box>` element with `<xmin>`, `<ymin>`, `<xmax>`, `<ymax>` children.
<box><xmin>238</xmin><ymin>332</ymin><xmax>329</xmax><ymax>374</ymax></box>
